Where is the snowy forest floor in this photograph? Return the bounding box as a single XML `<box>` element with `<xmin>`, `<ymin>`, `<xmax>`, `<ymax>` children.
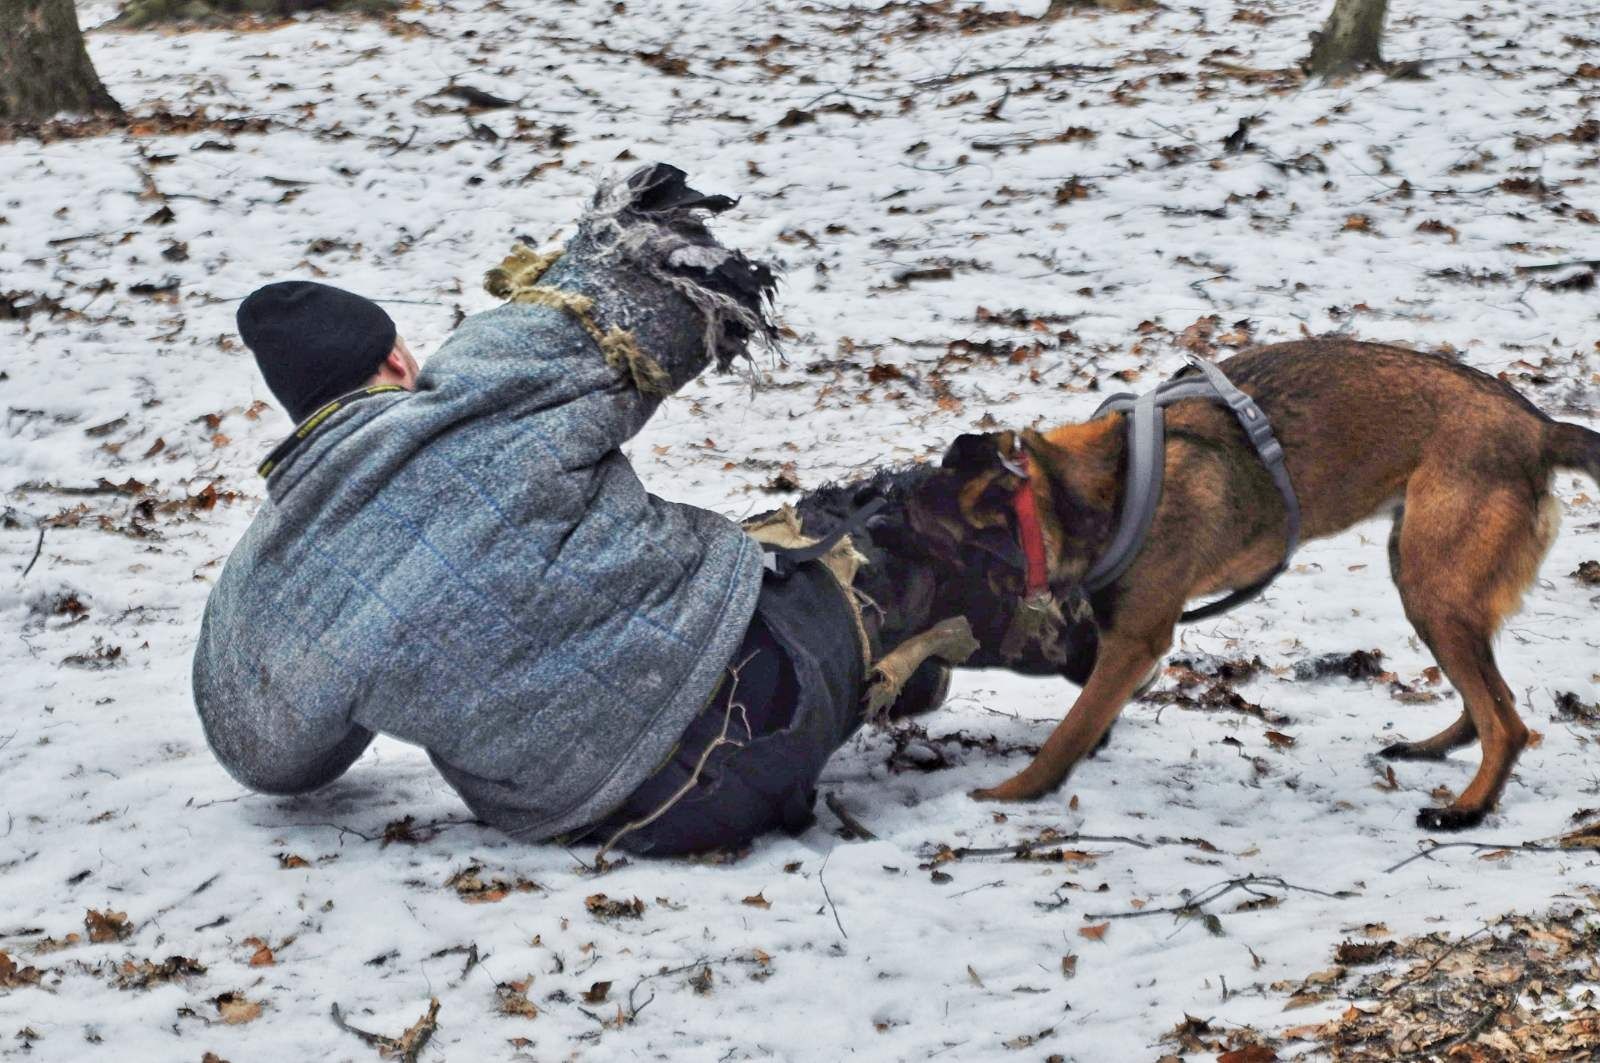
<box><xmin>3</xmin><ymin>0</ymin><xmax>1600</xmax><ymax>1059</ymax></box>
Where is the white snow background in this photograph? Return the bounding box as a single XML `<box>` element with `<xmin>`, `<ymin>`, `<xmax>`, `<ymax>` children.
<box><xmin>2</xmin><ymin>0</ymin><xmax>1599</xmax><ymax>1058</ymax></box>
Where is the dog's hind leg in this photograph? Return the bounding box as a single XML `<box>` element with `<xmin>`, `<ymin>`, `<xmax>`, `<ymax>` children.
<box><xmin>1378</xmin><ymin>507</ymin><xmax>1480</xmax><ymax>761</ymax></box>
<box><xmin>1390</xmin><ymin>473</ymin><xmax>1557</xmax><ymax>830</ymax></box>
<box><xmin>1380</xmin><ymin>711</ymin><xmax>1477</xmax><ymax>761</ymax></box>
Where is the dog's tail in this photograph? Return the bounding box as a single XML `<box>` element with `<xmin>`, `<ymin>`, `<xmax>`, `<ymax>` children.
<box><xmin>1549</xmin><ymin>421</ymin><xmax>1600</xmax><ymax>484</ymax></box>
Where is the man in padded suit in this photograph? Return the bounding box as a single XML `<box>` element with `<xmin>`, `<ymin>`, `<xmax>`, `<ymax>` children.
<box><xmin>193</xmin><ymin>166</ymin><xmax>882</xmax><ymax>856</ymax></box>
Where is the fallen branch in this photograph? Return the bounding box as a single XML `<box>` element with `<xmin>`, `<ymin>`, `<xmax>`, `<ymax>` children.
<box><xmin>331</xmin><ymin>1003</ymin><xmax>390</xmax><ymax>1050</ymax></box>
<box><xmin>306</xmin><ymin>822</ymin><xmax>379</xmax><ymax>843</ymax></box>
<box><xmin>151</xmin><ymin>873</ymin><xmax>222</xmax><ymax>919</ymax></box>
<box><xmin>440</xmin><ymin>82</ymin><xmax>518</xmax><ymax>109</ymax></box>
<box><xmin>15</xmin><ymin>479</ymin><xmax>143</xmax><ymax>497</ymax></box>
<box><xmin>292</xmin><ymin>816</ymin><xmax>476</xmax><ymax>846</ymax></box>
<box><xmin>940</xmin><ymin>832</ymin><xmax>1170</xmax><ymax>859</ymax></box>
<box><xmin>1082</xmin><ymin>875</ymin><xmax>1357</xmax><ymax>922</ymax></box>
<box><xmin>1385</xmin><ymin>924</ymin><xmax>1492</xmax><ymax>994</ymax></box>
<box><xmin>622</xmin><ymin>953</ymin><xmax>756</xmax><ymax>1024</ymax></box>
<box><xmin>824</xmin><ymin>791</ymin><xmax>877</xmax><ymax>841</ymax></box>
<box><xmin>949</xmin><ymin>879</ymin><xmax>1006</xmax><ymax>899</ymax></box>
<box><xmin>383</xmin><ymin>125</ymin><xmax>419</xmax><ymax>157</ymax></box>
<box><xmin>1384</xmin><ymin>839</ymin><xmax>1577</xmax><ymax>874</ymax></box>
<box><xmin>818</xmin><ymin>849</ymin><xmax>847</xmax><ymax>940</ymax></box>
<box><xmin>912</xmin><ymin>62</ymin><xmax>1111</xmax><ymax>90</ymax></box>
<box><xmin>1513</xmin><ymin>259</ymin><xmax>1600</xmax><ymax>273</ymax></box>
<box><xmin>1401</xmin><ymin>999</ymin><xmax>1504</xmax><ymax>1061</ymax></box>
<box><xmin>330</xmin><ymin>998</ymin><xmax>439</xmax><ymax>1062</ymax></box>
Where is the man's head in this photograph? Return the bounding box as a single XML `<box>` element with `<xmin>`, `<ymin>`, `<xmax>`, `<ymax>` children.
<box><xmin>236</xmin><ymin>281</ymin><xmax>417</xmax><ymax>423</ymax></box>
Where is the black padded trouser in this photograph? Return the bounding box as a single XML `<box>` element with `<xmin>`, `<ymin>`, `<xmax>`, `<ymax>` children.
<box><xmin>581</xmin><ymin>560</ymin><xmax>868</xmax><ymax>856</ymax></box>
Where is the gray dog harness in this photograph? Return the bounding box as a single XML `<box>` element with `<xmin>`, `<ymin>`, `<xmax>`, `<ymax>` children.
<box><xmin>1081</xmin><ymin>359</ymin><xmax>1302</xmax><ymax>621</ymax></box>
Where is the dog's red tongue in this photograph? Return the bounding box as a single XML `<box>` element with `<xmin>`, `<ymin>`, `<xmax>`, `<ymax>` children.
<box><xmin>1010</xmin><ymin>454</ymin><xmax>1051</xmax><ymax>599</ymax></box>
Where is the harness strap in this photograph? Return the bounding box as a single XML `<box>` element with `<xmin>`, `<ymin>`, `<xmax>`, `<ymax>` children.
<box><xmin>1070</xmin><ymin>360</ymin><xmax>1301</xmax><ymax>621</ymax></box>
<box><xmin>1081</xmin><ymin>388</ymin><xmax>1167</xmax><ymax>592</ymax></box>
<box><xmin>1187</xmin><ymin>358</ymin><xmax>1301</xmax><ymax>561</ymax></box>
<box><xmin>1177</xmin><ymin>359</ymin><xmax>1302</xmax><ymax>620</ymax></box>
<box><xmin>759</xmin><ymin>495</ymin><xmax>887</xmax><ymax>578</ymax></box>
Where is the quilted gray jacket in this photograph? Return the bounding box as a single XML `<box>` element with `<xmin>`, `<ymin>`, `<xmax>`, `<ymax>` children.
<box><xmin>193</xmin><ymin>166</ymin><xmax>775</xmax><ymax>840</ymax></box>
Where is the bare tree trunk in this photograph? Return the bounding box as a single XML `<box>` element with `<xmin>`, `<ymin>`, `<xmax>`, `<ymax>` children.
<box><xmin>1305</xmin><ymin>0</ymin><xmax>1389</xmax><ymax>78</ymax></box>
<box><xmin>0</xmin><ymin>0</ymin><xmax>120</xmax><ymax>122</ymax></box>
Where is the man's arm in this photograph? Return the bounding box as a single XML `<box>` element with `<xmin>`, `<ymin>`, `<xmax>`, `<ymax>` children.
<box><xmin>192</xmin><ymin>605</ymin><xmax>376</xmax><ymax>795</ymax></box>
<box><xmin>415</xmin><ymin>165</ymin><xmax>777</xmax><ymax>462</ymax></box>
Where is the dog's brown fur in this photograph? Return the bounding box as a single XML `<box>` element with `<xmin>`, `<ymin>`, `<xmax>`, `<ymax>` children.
<box><xmin>909</xmin><ymin>339</ymin><xmax>1600</xmax><ymax>830</ymax></box>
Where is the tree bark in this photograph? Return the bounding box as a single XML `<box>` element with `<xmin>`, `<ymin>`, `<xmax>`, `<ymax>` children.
<box><xmin>0</xmin><ymin>0</ymin><xmax>120</xmax><ymax>122</ymax></box>
<box><xmin>1305</xmin><ymin>0</ymin><xmax>1389</xmax><ymax>78</ymax></box>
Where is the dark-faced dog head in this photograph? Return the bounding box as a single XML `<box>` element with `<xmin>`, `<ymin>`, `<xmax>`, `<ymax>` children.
<box><xmin>906</xmin><ymin>431</ymin><xmax>1030</xmax><ymax>588</ymax></box>
<box><xmin>907</xmin><ymin>426</ymin><xmax>1118</xmax><ymax>598</ymax></box>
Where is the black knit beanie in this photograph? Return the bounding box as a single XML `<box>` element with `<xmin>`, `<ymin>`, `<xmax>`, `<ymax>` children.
<box><xmin>236</xmin><ymin>281</ymin><xmax>397</xmax><ymax>423</ymax></box>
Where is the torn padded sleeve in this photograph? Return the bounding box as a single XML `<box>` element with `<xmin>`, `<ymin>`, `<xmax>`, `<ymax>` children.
<box><xmin>527</xmin><ymin>163</ymin><xmax>777</xmax><ymax>393</ymax></box>
<box><xmin>418</xmin><ymin>164</ymin><xmax>778</xmax><ymax>454</ymax></box>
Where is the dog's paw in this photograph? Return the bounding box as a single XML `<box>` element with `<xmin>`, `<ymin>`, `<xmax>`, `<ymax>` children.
<box><xmin>1380</xmin><ymin>741</ymin><xmax>1447</xmax><ymax>761</ymax></box>
<box><xmin>862</xmin><ymin>673</ymin><xmax>901</xmax><ymax>722</ymax></box>
<box><xmin>1415</xmin><ymin>806</ymin><xmax>1484</xmax><ymax>832</ymax></box>
<box><xmin>970</xmin><ymin>778</ymin><xmax>1045</xmax><ymax>803</ymax></box>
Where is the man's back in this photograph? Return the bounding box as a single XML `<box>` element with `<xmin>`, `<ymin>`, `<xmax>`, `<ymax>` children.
<box><xmin>194</xmin><ymin>168</ymin><xmax>773</xmax><ymax>840</ymax></box>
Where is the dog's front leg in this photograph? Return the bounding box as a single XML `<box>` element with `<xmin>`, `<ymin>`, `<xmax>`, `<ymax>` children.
<box><xmin>972</xmin><ymin>630</ymin><xmax>1169</xmax><ymax>802</ymax></box>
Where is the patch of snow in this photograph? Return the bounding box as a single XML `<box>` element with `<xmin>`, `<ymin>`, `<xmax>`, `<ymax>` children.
<box><xmin>3</xmin><ymin>0</ymin><xmax>1598</xmax><ymax>1059</ymax></box>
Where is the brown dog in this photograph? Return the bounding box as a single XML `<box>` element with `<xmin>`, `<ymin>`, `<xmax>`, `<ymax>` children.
<box><xmin>908</xmin><ymin>339</ymin><xmax>1600</xmax><ymax>830</ymax></box>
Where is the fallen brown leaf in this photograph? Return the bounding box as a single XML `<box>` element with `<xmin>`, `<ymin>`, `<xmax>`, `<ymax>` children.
<box><xmin>496</xmin><ymin>979</ymin><xmax>539</xmax><ymax>1018</ymax></box>
<box><xmin>215</xmin><ymin>992</ymin><xmax>262</xmax><ymax>1024</ymax></box>
<box><xmin>0</xmin><ymin>950</ymin><xmax>43</xmax><ymax>988</ymax></box>
<box><xmin>85</xmin><ymin>908</ymin><xmax>132</xmax><ymax>943</ymax></box>
<box><xmin>1218</xmin><ymin>1047</ymin><xmax>1278</xmax><ymax>1063</ymax></box>
<box><xmin>585</xmin><ymin>894</ymin><xmax>645</xmax><ymax>920</ymax></box>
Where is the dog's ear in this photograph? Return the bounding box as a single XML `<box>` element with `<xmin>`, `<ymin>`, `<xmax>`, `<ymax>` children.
<box><xmin>941</xmin><ymin>431</ymin><xmax>1013</xmax><ymax>473</ymax></box>
<box><xmin>941</xmin><ymin>431</ymin><xmax>1030</xmax><ymax>497</ymax></box>
<box><xmin>1019</xmin><ymin>428</ymin><xmax>1062</xmax><ymax>476</ymax></box>
<box><xmin>940</xmin><ymin>433</ymin><xmax>996</xmax><ymax>471</ymax></box>
<box><xmin>1021</xmin><ymin>425</ymin><xmax>1118</xmax><ymax>509</ymax></box>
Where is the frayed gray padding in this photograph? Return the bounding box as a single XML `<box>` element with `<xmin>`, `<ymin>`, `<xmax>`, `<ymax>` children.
<box><xmin>580</xmin><ymin>165</ymin><xmax>778</xmax><ymax>377</ymax></box>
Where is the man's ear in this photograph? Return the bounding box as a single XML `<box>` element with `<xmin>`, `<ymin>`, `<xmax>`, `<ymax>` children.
<box><xmin>372</xmin><ymin>343</ymin><xmax>419</xmax><ymax>389</ymax></box>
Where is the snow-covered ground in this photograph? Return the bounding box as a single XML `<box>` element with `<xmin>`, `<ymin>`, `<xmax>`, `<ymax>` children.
<box><xmin>3</xmin><ymin>0</ymin><xmax>1598</xmax><ymax>1058</ymax></box>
